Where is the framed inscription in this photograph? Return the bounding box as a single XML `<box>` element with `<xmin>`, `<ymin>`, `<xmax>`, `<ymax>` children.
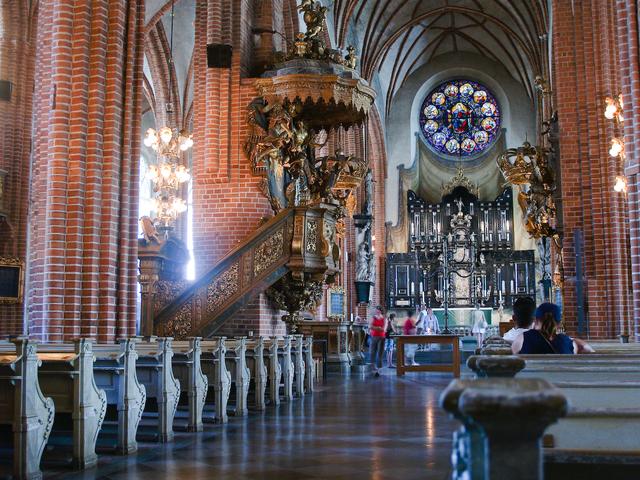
<box><xmin>327</xmin><ymin>286</ymin><xmax>345</xmax><ymax>319</ymax></box>
<box><xmin>0</xmin><ymin>257</ymin><xmax>24</xmax><ymax>304</ymax></box>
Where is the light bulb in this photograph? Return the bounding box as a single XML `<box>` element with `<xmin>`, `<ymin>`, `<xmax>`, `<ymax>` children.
<box><xmin>144</xmin><ymin>128</ymin><xmax>157</xmax><ymax>147</ymax></box>
<box><xmin>604</xmin><ymin>105</ymin><xmax>617</xmax><ymax>120</ymax></box>
<box><xmin>185</xmin><ymin>137</ymin><xmax>194</xmax><ymax>148</ymax></box>
<box><xmin>160</xmin><ymin>164</ymin><xmax>172</xmax><ymax>179</ymax></box>
<box><xmin>614</xmin><ymin>176</ymin><xmax>627</xmax><ymax>193</ymax></box>
<box><xmin>159</xmin><ymin>127</ymin><xmax>173</xmax><ymax>144</ymax></box>
<box><xmin>179</xmin><ymin>140</ymin><xmax>189</xmax><ymax>151</ymax></box>
<box><xmin>609</xmin><ymin>138</ymin><xmax>623</xmax><ymax>157</ymax></box>
<box><xmin>146</xmin><ymin>165</ymin><xmax>159</xmax><ymax>182</ymax></box>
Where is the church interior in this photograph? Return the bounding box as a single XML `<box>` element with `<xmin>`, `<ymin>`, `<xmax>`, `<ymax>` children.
<box><xmin>1</xmin><ymin>0</ymin><xmax>639</xmax><ymax>479</ymax></box>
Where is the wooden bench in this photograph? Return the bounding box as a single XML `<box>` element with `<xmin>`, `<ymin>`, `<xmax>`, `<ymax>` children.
<box><xmin>245</xmin><ymin>337</ymin><xmax>268</xmax><ymax>410</ymax></box>
<box><xmin>223</xmin><ymin>337</ymin><xmax>251</xmax><ymax>416</ymax></box>
<box><xmin>92</xmin><ymin>339</ymin><xmax>146</xmax><ymax>454</ymax></box>
<box><xmin>136</xmin><ymin>338</ymin><xmax>181</xmax><ymax>443</ymax></box>
<box><xmin>0</xmin><ymin>338</ymin><xmax>55</xmax><ymax>480</ymax></box>
<box><xmin>199</xmin><ymin>338</ymin><xmax>231</xmax><ymax>424</ymax></box>
<box><xmin>263</xmin><ymin>337</ymin><xmax>282</xmax><ymax>406</ymax></box>
<box><xmin>171</xmin><ymin>338</ymin><xmax>208</xmax><ymax>432</ymax></box>
<box><xmin>515</xmin><ymin>354</ymin><xmax>640</xmax><ymax>456</ymax></box>
<box><xmin>33</xmin><ymin>339</ymin><xmax>107</xmax><ymax>469</ymax></box>
<box><xmin>302</xmin><ymin>336</ymin><xmax>314</xmax><ymax>393</ymax></box>
<box><xmin>276</xmin><ymin>336</ymin><xmax>294</xmax><ymax>402</ymax></box>
<box><xmin>291</xmin><ymin>335</ymin><xmax>305</xmax><ymax>397</ymax></box>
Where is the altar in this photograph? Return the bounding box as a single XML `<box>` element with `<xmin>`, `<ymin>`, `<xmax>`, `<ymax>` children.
<box><xmin>432</xmin><ymin>307</ymin><xmax>492</xmax><ymax>328</ymax></box>
<box><xmin>386</xmin><ymin>184</ymin><xmax>536</xmax><ymax>312</ymax></box>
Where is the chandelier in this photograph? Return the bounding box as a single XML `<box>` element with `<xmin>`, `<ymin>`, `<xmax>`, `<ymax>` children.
<box><xmin>144</xmin><ymin>127</ymin><xmax>193</xmax><ymax>159</ymax></box>
<box><xmin>143</xmin><ymin>0</ymin><xmax>193</xmax><ymax>230</ymax></box>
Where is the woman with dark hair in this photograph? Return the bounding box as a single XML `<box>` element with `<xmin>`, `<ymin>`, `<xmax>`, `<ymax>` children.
<box><xmin>384</xmin><ymin>313</ymin><xmax>397</xmax><ymax>367</ymax></box>
<box><xmin>512</xmin><ymin>303</ymin><xmax>581</xmax><ymax>354</ymax></box>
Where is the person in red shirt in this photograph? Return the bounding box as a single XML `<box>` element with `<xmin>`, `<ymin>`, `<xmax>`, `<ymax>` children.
<box><xmin>369</xmin><ymin>306</ymin><xmax>387</xmax><ymax>376</ymax></box>
<box><xmin>403</xmin><ymin>310</ymin><xmax>419</xmax><ymax>366</ymax></box>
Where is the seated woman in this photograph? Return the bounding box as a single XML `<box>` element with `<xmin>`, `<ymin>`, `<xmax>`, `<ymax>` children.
<box><xmin>512</xmin><ymin>302</ymin><xmax>593</xmax><ymax>354</ymax></box>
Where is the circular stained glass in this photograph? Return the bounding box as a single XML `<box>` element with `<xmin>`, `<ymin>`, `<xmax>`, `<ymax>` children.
<box><xmin>419</xmin><ymin>79</ymin><xmax>501</xmax><ymax>157</ymax></box>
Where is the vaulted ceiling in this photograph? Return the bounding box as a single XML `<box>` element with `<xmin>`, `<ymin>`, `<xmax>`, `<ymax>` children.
<box><xmin>330</xmin><ymin>0</ymin><xmax>550</xmax><ymax>115</ymax></box>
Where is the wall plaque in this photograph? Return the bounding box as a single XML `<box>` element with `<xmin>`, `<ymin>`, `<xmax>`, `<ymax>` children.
<box><xmin>0</xmin><ymin>257</ymin><xmax>24</xmax><ymax>304</ymax></box>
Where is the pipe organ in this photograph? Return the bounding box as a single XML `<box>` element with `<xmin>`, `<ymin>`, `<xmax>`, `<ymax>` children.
<box><xmin>386</xmin><ymin>187</ymin><xmax>536</xmax><ymax>310</ymax></box>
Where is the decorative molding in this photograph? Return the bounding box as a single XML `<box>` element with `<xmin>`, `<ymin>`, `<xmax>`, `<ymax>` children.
<box><xmin>254</xmin><ymin>230</ymin><xmax>285</xmax><ymax>277</ymax></box>
<box><xmin>207</xmin><ymin>263</ymin><xmax>240</xmax><ymax>313</ymax></box>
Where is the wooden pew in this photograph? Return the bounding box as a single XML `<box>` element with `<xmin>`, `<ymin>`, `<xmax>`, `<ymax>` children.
<box><xmin>0</xmin><ymin>338</ymin><xmax>55</xmax><ymax>480</ymax></box>
<box><xmin>245</xmin><ymin>337</ymin><xmax>268</xmax><ymax>410</ymax></box>
<box><xmin>515</xmin><ymin>354</ymin><xmax>640</xmax><ymax>455</ymax></box>
<box><xmin>135</xmin><ymin>338</ymin><xmax>181</xmax><ymax>443</ymax></box>
<box><xmin>199</xmin><ymin>338</ymin><xmax>231</xmax><ymax>424</ymax></box>
<box><xmin>92</xmin><ymin>339</ymin><xmax>146</xmax><ymax>454</ymax></box>
<box><xmin>171</xmin><ymin>338</ymin><xmax>208</xmax><ymax>432</ymax></box>
<box><xmin>291</xmin><ymin>335</ymin><xmax>305</xmax><ymax>397</ymax></box>
<box><xmin>224</xmin><ymin>338</ymin><xmax>251</xmax><ymax>416</ymax></box>
<box><xmin>35</xmin><ymin>339</ymin><xmax>107</xmax><ymax>469</ymax></box>
<box><xmin>263</xmin><ymin>337</ymin><xmax>282</xmax><ymax>406</ymax></box>
<box><xmin>276</xmin><ymin>336</ymin><xmax>294</xmax><ymax>402</ymax></box>
<box><xmin>303</xmin><ymin>336</ymin><xmax>314</xmax><ymax>393</ymax></box>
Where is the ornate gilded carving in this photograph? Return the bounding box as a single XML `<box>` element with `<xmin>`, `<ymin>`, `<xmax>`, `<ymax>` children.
<box><xmin>207</xmin><ymin>263</ymin><xmax>240</xmax><ymax>313</ymax></box>
<box><xmin>442</xmin><ymin>167</ymin><xmax>480</xmax><ymax>198</ymax></box>
<box><xmin>159</xmin><ymin>301</ymin><xmax>193</xmax><ymax>339</ymax></box>
<box><xmin>497</xmin><ymin>141</ymin><xmax>559</xmax><ymax>242</ymax></box>
<box><xmin>254</xmin><ymin>230</ymin><xmax>285</xmax><ymax>277</ymax></box>
<box><xmin>154</xmin><ymin>280</ymin><xmax>189</xmax><ymax>314</ymax></box>
<box><xmin>266</xmin><ymin>274</ymin><xmax>324</xmax><ymax>332</ymax></box>
<box><xmin>306</xmin><ymin>220</ymin><xmax>318</xmax><ymax>253</ymax></box>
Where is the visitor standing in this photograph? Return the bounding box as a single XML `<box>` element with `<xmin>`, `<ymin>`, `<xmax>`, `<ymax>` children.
<box><xmin>471</xmin><ymin>304</ymin><xmax>488</xmax><ymax>348</ymax></box>
<box><xmin>423</xmin><ymin>307</ymin><xmax>440</xmax><ymax>335</ymax></box>
<box><xmin>369</xmin><ymin>306</ymin><xmax>387</xmax><ymax>376</ymax></box>
<box><xmin>403</xmin><ymin>310</ymin><xmax>419</xmax><ymax>366</ymax></box>
<box><xmin>385</xmin><ymin>313</ymin><xmax>397</xmax><ymax>367</ymax></box>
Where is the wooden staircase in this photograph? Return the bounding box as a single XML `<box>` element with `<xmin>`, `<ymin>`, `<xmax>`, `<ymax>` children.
<box><xmin>153</xmin><ymin>205</ymin><xmax>340</xmax><ymax>338</ymax></box>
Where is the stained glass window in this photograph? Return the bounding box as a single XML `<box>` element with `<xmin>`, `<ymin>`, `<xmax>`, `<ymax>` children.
<box><xmin>419</xmin><ymin>80</ymin><xmax>501</xmax><ymax>157</ymax></box>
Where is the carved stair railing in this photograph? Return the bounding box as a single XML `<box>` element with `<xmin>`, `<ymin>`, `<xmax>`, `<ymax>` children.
<box><xmin>153</xmin><ymin>205</ymin><xmax>340</xmax><ymax>338</ymax></box>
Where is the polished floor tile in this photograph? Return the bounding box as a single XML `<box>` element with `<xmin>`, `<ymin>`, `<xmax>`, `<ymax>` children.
<box><xmin>43</xmin><ymin>369</ymin><xmax>457</xmax><ymax>480</ymax></box>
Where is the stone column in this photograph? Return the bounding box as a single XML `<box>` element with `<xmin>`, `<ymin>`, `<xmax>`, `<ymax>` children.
<box><xmin>441</xmin><ymin>378</ymin><xmax>567</xmax><ymax>480</ymax></box>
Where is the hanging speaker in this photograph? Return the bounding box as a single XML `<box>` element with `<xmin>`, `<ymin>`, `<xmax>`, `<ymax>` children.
<box><xmin>207</xmin><ymin>44</ymin><xmax>233</xmax><ymax>68</ymax></box>
<box><xmin>0</xmin><ymin>81</ymin><xmax>12</xmax><ymax>101</ymax></box>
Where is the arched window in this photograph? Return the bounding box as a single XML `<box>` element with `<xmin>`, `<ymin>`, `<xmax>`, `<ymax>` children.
<box><xmin>419</xmin><ymin>80</ymin><xmax>501</xmax><ymax>158</ymax></box>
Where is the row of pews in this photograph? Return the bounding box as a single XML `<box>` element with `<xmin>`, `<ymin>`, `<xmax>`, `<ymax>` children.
<box><xmin>0</xmin><ymin>334</ymin><xmax>314</xmax><ymax>480</ymax></box>
<box><xmin>445</xmin><ymin>337</ymin><xmax>640</xmax><ymax>479</ymax></box>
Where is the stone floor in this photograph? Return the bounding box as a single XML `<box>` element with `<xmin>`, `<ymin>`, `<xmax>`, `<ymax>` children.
<box><xmin>42</xmin><ymin>369</ymin><xmax>457</xmax><ymax>480</ymax></box>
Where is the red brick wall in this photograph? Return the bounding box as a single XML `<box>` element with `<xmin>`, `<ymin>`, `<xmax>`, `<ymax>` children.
<box><xmin>0</xmin><ymin>1</ymin><xmax>37</xmax><ymax>335</ymax></box>
<box><xmin>26</xmin><ymin>0</ymin><xmax>145</xmax><ymax>342</ymax></box>
<box><xmin>552</xmin><ymin>0</ymin><xmax>632</xmax><ymax>338</ymax></box>
<box><xmin>616</xmin><ymin>0</ymin><xmax>640</xmax><ymax>340</ymax></box>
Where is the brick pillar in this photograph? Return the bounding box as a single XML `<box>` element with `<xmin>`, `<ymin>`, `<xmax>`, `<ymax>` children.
<box><xmin>0</xmin><ymin>1</ymin><xmax>37</xmax><ymax>335</ymax></box>
<box><xmin>27</xmin><ymin>0</ymin><xmax>145</xmax><ymax>341</ymax></box>
<box><xmin>616</xmin><ymin>0</ymin><xmax>640</xmax><ymax>340</ymax></box>
<box><xmin>552</xmin><ymin>0</ymin><xmax>632</xmax><ymax>338</ymax></box>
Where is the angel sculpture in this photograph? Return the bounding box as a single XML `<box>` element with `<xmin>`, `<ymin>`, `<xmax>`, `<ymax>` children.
<box><xmin>139</xmin><ymin>216</ymin><xmax>161</xmax><ymax>244</ymax></box>
<box><xmin>299</xmin><ymin>0</ymin><xmax>328</xmax><ymax>41</ymax></box>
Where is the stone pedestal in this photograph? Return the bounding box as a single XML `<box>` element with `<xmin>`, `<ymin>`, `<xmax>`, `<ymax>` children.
<box><xmin>441</xmin><ymin>378</ymin><xmax>567</xmax><ymax>480</ymax></box>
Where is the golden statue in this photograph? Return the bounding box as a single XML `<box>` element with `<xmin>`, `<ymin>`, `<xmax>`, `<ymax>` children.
<box><xmin>497</xmin><ymin>141</ymin><xmax>559</xmax><ymax>242</ymax></box>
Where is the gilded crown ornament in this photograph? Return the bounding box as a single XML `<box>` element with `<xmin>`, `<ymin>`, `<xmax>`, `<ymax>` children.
<box><xmin>497</xmin><ymin>141</ymin><xmax>558</xmax><ymax>242</ymax></box>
